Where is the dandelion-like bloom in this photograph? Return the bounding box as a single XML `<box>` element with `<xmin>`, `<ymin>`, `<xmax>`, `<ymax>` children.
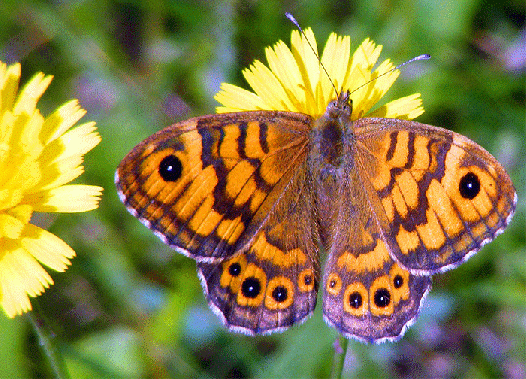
<box><xmin>215</xmin><ymin>28</ymin><xmax>424</xmax><ymax>120</ymax></box>
<box><xmin>0</xmin><ymin>62</ymin><xmax>103</xmax><ymax>318</ymax></box>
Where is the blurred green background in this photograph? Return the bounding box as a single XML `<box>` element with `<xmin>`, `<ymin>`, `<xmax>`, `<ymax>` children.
<box><xmin>0</xmin><ymin>0</ymin><xmax>524</xmax><ymax>378</ymax></box>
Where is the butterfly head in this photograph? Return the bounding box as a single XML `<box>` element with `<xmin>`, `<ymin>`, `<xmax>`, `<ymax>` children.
<box><xmin>324</xmin><ymin>91</ymin><xmax>352</xmax><ymax>124</ymax></box>
<box><xmin>326</xmin><ymin>90</ymin><xmax>352</xmax><ymax>121</ymax></box>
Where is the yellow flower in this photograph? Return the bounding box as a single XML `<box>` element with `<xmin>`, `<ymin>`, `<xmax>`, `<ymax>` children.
<box><xmin>215</xmin><ymin>28</ymin><xmax>424</xmax><ymax>120</ymax></box>
<box><xmin>0</xmin><ymin>62</ymin><xmax>103</xmax><ymax>318</ymax></box>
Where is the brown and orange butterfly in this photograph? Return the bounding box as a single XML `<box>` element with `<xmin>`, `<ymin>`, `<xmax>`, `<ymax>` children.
<box><xmin>115</xmin><ymin>29</ymin><xmax>516</xmax><ymax>343</ymax></box>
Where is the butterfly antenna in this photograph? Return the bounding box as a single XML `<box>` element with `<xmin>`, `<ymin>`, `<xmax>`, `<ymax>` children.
<box><xmin>349</xmin><ymin>54</ymin><xmax>431</xmax><ymax>96</ymax></box>
<box><xmin>285</xmin><ymin>12</ymin><xmax>340</xmax><ymax>97</ymax></box>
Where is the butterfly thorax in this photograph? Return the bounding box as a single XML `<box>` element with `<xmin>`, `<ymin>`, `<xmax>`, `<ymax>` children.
<box><xmin>310</xmin><ymin>92</ymin><xmax>355</xmax><ymax>176</ymax></box>
<box><xmin>307</xmin><ymin>92</ymin><xmax>359</xmax><ymax>248</ymax></box>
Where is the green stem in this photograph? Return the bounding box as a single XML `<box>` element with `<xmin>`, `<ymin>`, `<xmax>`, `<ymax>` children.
<box><xmin>330</xmin><ymin>335</ymin><xmax>349</xmax><ymax>379</ymax></box>
<box><xmin>26</xmin><ymin>311</ymin><xmax>70</xmax><ymax>379</ymax></box>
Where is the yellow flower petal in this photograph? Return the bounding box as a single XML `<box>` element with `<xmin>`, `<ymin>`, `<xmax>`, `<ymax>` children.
<box><xmin>10</xmin><ymin>110</ymin><xmax>45</xmax><ymax>156</ymax></box>
<box><xmin>33</xmin><ymin>122</ymin><xmax>100</xmax><ymax>191</ymax></box>
<box><xmin>0</xmin><ymin>213</ymin><xmax>26</xmax><ymax>239</ymax></box>
<box><xmin>344</xmin><ymin>38</ymin><xmax>383</xmax><ymax>90</ymax></box>
<box><xmin>369</xmin><ymin>93</ymin><xmax>425</xmax><ymax>120</ymax></box>
<box><xmin>0</xmin><ymin>159</ymin><xmax>41</xmax><ymax>204</ymax></box>
<box><xmin>7</xmin><ymin>205</ymin><xmax>33</xmax><ymax>225</ymax></box>
<box><xmin>0</xmin><ymin>63</ymin><xmax>21</xmax><ymax>116</ymax></box>
<box><xmin>24</xmin><ymin>184</ymin><xmax>103</xmax><ymax>213</ymax></box>
<box><xmin>243</xmin><ymin>60</ymin><xmax>292</xmax><ymax>110</ymax></box>
<box><xmin>0</xmin><ymin>110</ymin><xmax>15</xmax><ymax>152</ymax></box>
<box><xmin>53</xmin><ymin>122</ymin><xmax>100</xmax><ymax>160</ymax></box>
<box><xmin>35</xmin><ymin>157</ymin><xmax>84</xmax><ymax>192</ymax></box>
<box><xmin>0</xmin><ymin>60</ymin><xmax>102</xmax><ymax>317</ymax></box>
<box><xmin>215</xmin><ymin>30</ymin><xmax>424</xmax><ymax>122</ymax></box>
<box><xmin>0</xmin><ymin>188</ymin><xmax>23</xmax><ymax>212</ymax></box>
<box><xmin>266</xmin><ymin>41</ymin><xmax>306</xmax><ymax>110</ymax></box>
<box><xmin>0</xmin><ymin>246</ymin><xmax>53</xmax><ymax>318</ymax></box>
<box><xmin>290</xmin><ymin>28</ymin><xmax>320</xmax><ymax>108</ymax></box>
<box><xmin>21</xmin><ymin>223</ymin><xmax>75</xmax><ymax>272</ymax></box>
<box><xmin>319</xmin><ymin>33</ymin><xmax>351</xmax><ymax>107</ymax></box>
<box><xmin>40</xmin><ymin>100</ymin><xmax>87</xmax><ymax>144</ymax></box>
<box><xmin>12</xmin><ymin>73</ymin><xmax>53</xmax><ymax>116</ymax></box>
<box><xmin>215</xmin><ymin>83</ymin><xmax>268</xmax><ymax>112</ymax></box>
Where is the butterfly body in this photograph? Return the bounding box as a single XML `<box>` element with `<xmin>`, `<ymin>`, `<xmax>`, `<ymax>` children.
<box><xmin>116</xmin><ymin>93</ymin><xmax>515</xmax><ymax>343</ymax></box>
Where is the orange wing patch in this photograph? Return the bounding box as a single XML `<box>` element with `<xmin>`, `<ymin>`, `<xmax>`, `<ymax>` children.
<box><xmin>251</xmin><ymin>232</ymin><xmax>308</xmax><ymax>268</ymax></box>
<box><xmin>337</xmin><ymin>239</ymin><xmax>390</xmax><ymax>274</ymax></box>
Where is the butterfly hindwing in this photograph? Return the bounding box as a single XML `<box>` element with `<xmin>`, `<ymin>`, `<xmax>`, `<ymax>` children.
<box><xmin>323</xmin><ymin>251</ymin><xmax>432</xmax><ymax>343</ymax></box>
<box><xmin>197</xmin><ymin>159</ymin><xmax>320</xmax><ymax>334</ymax></box>
<box><xmin>197</xmin><ymin>238</ymin><xmax>319</xmax><ymax>334</ymax></box>
<box><xmin>316</xmin><ymin>149</ymin><xmax>431</xmax><ymax>343</ymax></box>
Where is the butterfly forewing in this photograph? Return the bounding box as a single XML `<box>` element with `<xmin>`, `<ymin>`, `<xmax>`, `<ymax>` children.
<box><xmin>353</xmin><ymin>118</ymin><xmax>516</xmax><ymax>274</ymax></box>
<box><xmin>116</xmin><ymin>111</ymin><xmax>313</xmax><ymax>262</ymax></box>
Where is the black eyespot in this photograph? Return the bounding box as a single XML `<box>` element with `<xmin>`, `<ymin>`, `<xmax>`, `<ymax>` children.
<box><xmin>241</xmin><ymin>277</ymin><xmax>261</xmax><ymax>298</ymax></box>
<box><xmin>459</xmin><ymin>172</ymin><xmax>480</xmax><ymax>199</ymax></box>
<box><xmin>304</xmin><ymin>275</ymin><xmax>312</xmax><ymax>286</ymax></box>
<box><xmin>394</xmin><ymin>275</ymin><xmax>404</xmax><ymax>289</ymax></box>
<box><xmin>329</xmin><ymin>280</ymin><xmax>337</xmax><ymax>288</ymax></box>
<box><xmin>228</xmin><ymin>262</ymin><xmax>241</xmax><ymax>276</ymax></box>
<box><xmin>349</xmin><ymin>292</ymin><xmax>363</xmax><ymax>309</ymax></box>
<box><xmin>374</xmin><ymin>288</ymin><xmax>391</xmax><ymax>308</ymax></box>
<box><xmin>272</xmin><ymin>286</ymin><xmax>288</xmax><ymax>303</ymax></box>
<box><xmin>159</xmin><ymin>155</ymin><xmax>182</xmax><ymax>182</ymax></box>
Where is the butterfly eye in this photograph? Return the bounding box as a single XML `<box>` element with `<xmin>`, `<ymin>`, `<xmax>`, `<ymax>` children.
<box><xmin>373</xmin><ymin>288</ymin><xmax>391</xmax><ymax>308</ymax></box>
<box><xmin>241</xmin><ymin>277</ymin><xmax>262</xmax><ymax>298</ymax></box>
<box><xmin>271</xmin><ymin>286</ymin><xmax>288</xmax><ymax>303</ymax></box>
<box><xmin>459</xmin><ymin>172</ymin><xmax>481</xmax><ymax>199</ymax></box>
<box><xmin>326</xmin><ymin>273</ymin><xmax>342</xmax><ymax>295</ymax></box>
<box><xmin>393</xmin><ymin>275</ymin><xmax>404</xmax><ymax>289</ymax></box>
<box><xmin>348</xmin><ymin>292</ymin><xmax>363</xmax><ymax>309</ymax></box>
<box><xmin>228</xmin><ymin>262</ymin><xmax>242</xmax><ymax>276</ymax></box>
<box><xmin>159</xmin><ymin>155</ymin><xmax>182</xmax><ymax>182</ymax></box>
<box><xmin>298</xmin><ymin>269</ymin><xmax>316</xmax><ymax>292</ymax></box>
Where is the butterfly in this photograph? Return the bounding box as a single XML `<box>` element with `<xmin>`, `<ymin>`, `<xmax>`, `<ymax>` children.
<box><xmin>115</xmin><ymin>86</ymin><xmax>515</xmax><ymax>343</ymax></box>
<box><xmin>115</xmin><ymin>24</ymin><xmax>517</xmax><ymax>343</ymax></box>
